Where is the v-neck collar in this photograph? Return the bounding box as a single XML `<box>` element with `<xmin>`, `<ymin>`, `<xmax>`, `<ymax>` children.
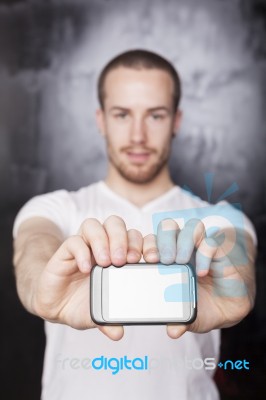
<box><xmin>98</xmin><ymin>180</ymin><xmax>179</xmax><ymax>213</ymax></box>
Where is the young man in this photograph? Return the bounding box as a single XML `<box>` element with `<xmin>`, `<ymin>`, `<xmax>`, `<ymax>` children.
<box><xmin>13</xmin><ymin>50</ymin><xmax>256</xmax><ymax>399</ymax></box>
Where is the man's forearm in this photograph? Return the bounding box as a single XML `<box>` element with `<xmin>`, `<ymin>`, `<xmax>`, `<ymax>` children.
<box><xmin>13</xmin><ymin>228</ymin><xmax>63</xmax><ymax>315</ymax></box>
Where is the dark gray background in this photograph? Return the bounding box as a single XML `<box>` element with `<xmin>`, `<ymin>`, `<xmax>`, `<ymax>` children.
<box><xmin>0</xmin><ymin>0</ymin><xmax>265</xmax><ymax>399</ymax></box>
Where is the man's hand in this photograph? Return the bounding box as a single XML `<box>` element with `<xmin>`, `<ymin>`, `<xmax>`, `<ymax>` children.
<box><xmin>143</xmin><ymin>218</ymin><xmax>256</xmax><ymax>339</ymax></box>
<box><xmin>28</xmin><ymin>216</ymin><xmax>143</xmax><ymax>340</ymax></box>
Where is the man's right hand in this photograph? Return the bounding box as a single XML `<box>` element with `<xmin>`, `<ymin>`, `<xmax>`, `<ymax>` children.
<box><xmin>23</xmin><ymin>216</ymin><xmax>143</xmax><ymax>341</ymax></box>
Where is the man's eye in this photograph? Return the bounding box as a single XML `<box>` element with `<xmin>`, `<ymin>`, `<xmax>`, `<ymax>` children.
<box><xmin>152</xmin><ymin>114</ymin><xmax>164</xmax><ymax>120</ymax></box>
<box><xmin>115</xmin><ymin>113</ymin><xmax>128</xmax><ymax>119</ymax></box>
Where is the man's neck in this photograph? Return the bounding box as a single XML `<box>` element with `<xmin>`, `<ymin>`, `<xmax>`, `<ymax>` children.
<box><xmin>104</xmin><ymin>167</ymin><xmax>175</xmax><ymax>208</ymax></box>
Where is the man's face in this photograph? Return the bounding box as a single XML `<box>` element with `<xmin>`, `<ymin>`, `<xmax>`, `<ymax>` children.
<box><xmin>96</xmin><ymin>66</ymin><xmax>181</xmax><ymax>184</ymax></box>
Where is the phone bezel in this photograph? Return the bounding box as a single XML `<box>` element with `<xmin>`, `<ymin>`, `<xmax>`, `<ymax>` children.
<box><xmin>90</xmin><ymin>263</ymin><xmax>197</xmax><ymax>326</ymax></box>
<box><xmin>90</xmin><ymin>264</ymin><xmax>105</xmax><ymax>324</ymax></box>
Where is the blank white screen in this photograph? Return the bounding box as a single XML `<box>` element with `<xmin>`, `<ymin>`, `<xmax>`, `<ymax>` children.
<box><xmin>107</xmin><ymin>266</ymin><xmax>187</xmax><ymax>319</ymax></box>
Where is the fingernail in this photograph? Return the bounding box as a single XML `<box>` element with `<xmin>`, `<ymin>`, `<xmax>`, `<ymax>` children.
<box><xmin>127</xmin><ymin>250</ymin><xmax>139</xmax><ymax>262</ymax></box>
<box><xmin>146</xmin><ymin>250</ymin><xmax>159</xmax><ymax>262</ymax></box>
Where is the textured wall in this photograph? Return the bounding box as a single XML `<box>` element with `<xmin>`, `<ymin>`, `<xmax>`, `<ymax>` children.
<box><xmin>0</xmin><ymin>0</ymin><xmax>265</xmax><ymax>399</ymax></box>
<box><xmin>0</xmin><ymin>0</ymin><xmax>265</xmax><ymax>215</ymax></box>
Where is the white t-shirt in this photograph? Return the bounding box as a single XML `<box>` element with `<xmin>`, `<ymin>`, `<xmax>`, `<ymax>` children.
<box><xmin>13</xmin><ymin>181</ymin><xmax>256</xmax><ymax>400</ymax></box>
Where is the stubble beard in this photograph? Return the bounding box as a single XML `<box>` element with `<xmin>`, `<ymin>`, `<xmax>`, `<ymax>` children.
<box><xmin>106</xmin><ymin>140</ymin><xmax>170</xmax><ymax>185</ymax></box>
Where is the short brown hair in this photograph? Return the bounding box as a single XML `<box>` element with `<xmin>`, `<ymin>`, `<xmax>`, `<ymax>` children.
<box><xmin>97</xmin><ymin>49</ymin><xmax>181</xmax><ymax>110</ymax></box>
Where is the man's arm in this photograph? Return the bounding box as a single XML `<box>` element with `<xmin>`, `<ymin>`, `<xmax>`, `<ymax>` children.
<box><xmin>13</xmin><ymin>215</ymin><xmax>144</xmax><ymax>340</ymax></box>
<box><xmin>13</xmin><ymin>217</ymin><xmax>64</xmax><ymax>315</ymax></box>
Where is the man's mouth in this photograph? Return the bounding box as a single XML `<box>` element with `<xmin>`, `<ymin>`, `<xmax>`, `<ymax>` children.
<box><xmin>125</xmin><ymin>150</ymin><xmax>152</xmax><ymax>164</ymax></box>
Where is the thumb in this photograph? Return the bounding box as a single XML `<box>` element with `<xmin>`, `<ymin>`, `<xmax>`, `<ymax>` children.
<box><xmin>47</xmin><ymin>235</ymin><xmax>93</xmax><ymax>276</ymax></box>
<box><xmin>98</xmin><ymin>325</ymin><xmax>124</xmax><ymax>341</ymax></box>
<box><xmin>167</xmin><ymin>324</ymin><xmax>188</xmax><ymax>339</ymax></box>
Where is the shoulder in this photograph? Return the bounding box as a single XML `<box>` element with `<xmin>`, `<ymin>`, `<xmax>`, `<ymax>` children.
<box><xmin>13</xmin><ymin>181</ymin><xmax>102</xmax><ymax>238</ymax></box>
<box><xmin>160</xmin><ymin>186</ymin><xmax>257</xmax><ymax>245</ymax></box>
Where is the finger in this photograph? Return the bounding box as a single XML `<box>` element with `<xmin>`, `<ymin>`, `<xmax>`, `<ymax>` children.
<box><xmin>97</xmin><ymin>325</ymin><xmax>124</xmax><ymax>341</ymax></box>
<box><xmin>103</xmin><ymin>215</ymin><xmax>128</xmax><ymax>266</ymax></box>
<box><xmin>157</xmin><ymin>219</ymin><xmax>179</xmax><ymax>264</ymax></box>
<box><xmin>143</xmin><ymin>234</ymin><xmax>160</xmax><ymax>262</ymax></box>
<box><xmin>176</xmin><ymin>219</ymin><xmax>205</xmax><ymax>264</ymax></box>
<box><xmin>48</xmin><ymin>235</ymin><xmax>93</xmax><ymax>275</ymax></box>
<box><xmin>166</xmin><ymin>324</ymin><xmax>188</xmax><ymax>339</ymax></box>
<box><xmin>79</xmin><ymin>218</ymin><xmax>111</xmax><ymax>267</ymax></box>
<box><xmin>196</xmin><ymin>237</ymin><xmax>219</xmax><ymax>277</ymax></box>
<box><xmin>127</xmin><ymin>229</ymin><xmax>143</xmax><ymax>263</ymax></box>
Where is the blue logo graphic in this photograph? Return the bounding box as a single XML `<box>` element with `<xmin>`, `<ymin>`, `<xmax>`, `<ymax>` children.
<box><xmin>217</xmin><ymin>360</ymin><xmax>250</xmax><ymax>370</ymax></box>
<box><xmin>152</xmin><ymin>173</ymin><xmax>248</xmax><ymax>301</ymax></box>
<box><xmin>92</xmin><ymin>355</ymin><xmax>148</xmax><ymax>375</ymax></box>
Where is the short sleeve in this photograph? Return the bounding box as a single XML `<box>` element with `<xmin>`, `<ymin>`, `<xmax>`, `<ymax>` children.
<box><xmin>217</xmin><ymin>201</ymin><xmax>258</xmax><ymax>247</ymax></box>
<box><xmin>13</xmin><ymin>190</ymin><xmax>76</xmax><ymax>239</ymax></box>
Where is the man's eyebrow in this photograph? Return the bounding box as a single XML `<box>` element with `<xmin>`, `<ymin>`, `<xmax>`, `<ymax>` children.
<box><xmin>147</xmin><ymin>107</ymin><xmax>170</xmax><ymax>112</ymax></box>
<box><xmin>109</xmin><ymin>106</ymin><xmax>170</xmax><ymax>112</ymax></box>
<box><xmin>109</xmin><ymin>106</ymin><xmax>130</xmax><ymax>112</ymax></box>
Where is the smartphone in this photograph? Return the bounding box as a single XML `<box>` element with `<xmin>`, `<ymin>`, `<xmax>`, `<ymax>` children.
<box><xmin>90</xmin><ymin>263</ymin><xmax>197</xmax><ymax>325</ymax></box>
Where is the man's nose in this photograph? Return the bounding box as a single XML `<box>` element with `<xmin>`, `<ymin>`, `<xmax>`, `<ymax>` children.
<box><xmin>130</xmin><ymin>118</ymin><xmax>147</xmax><ymax>144</ymax></box>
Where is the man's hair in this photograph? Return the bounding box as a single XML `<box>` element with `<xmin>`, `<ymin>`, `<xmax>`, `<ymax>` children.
<box><xmin>97</xmin><ymin>49</ymin><xmax>181</xmax><ymax>111</ymax></box>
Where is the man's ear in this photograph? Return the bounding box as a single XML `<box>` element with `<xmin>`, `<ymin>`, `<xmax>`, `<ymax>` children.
<box><xmin>95</xmin><ymin>108</ymin><xmax>106</xmax><ymax>137</ymax></box>
<box><xmin>172</xmin><ymin>109</ymin><xmax>182</xmax><ymax>138</ymax></box>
